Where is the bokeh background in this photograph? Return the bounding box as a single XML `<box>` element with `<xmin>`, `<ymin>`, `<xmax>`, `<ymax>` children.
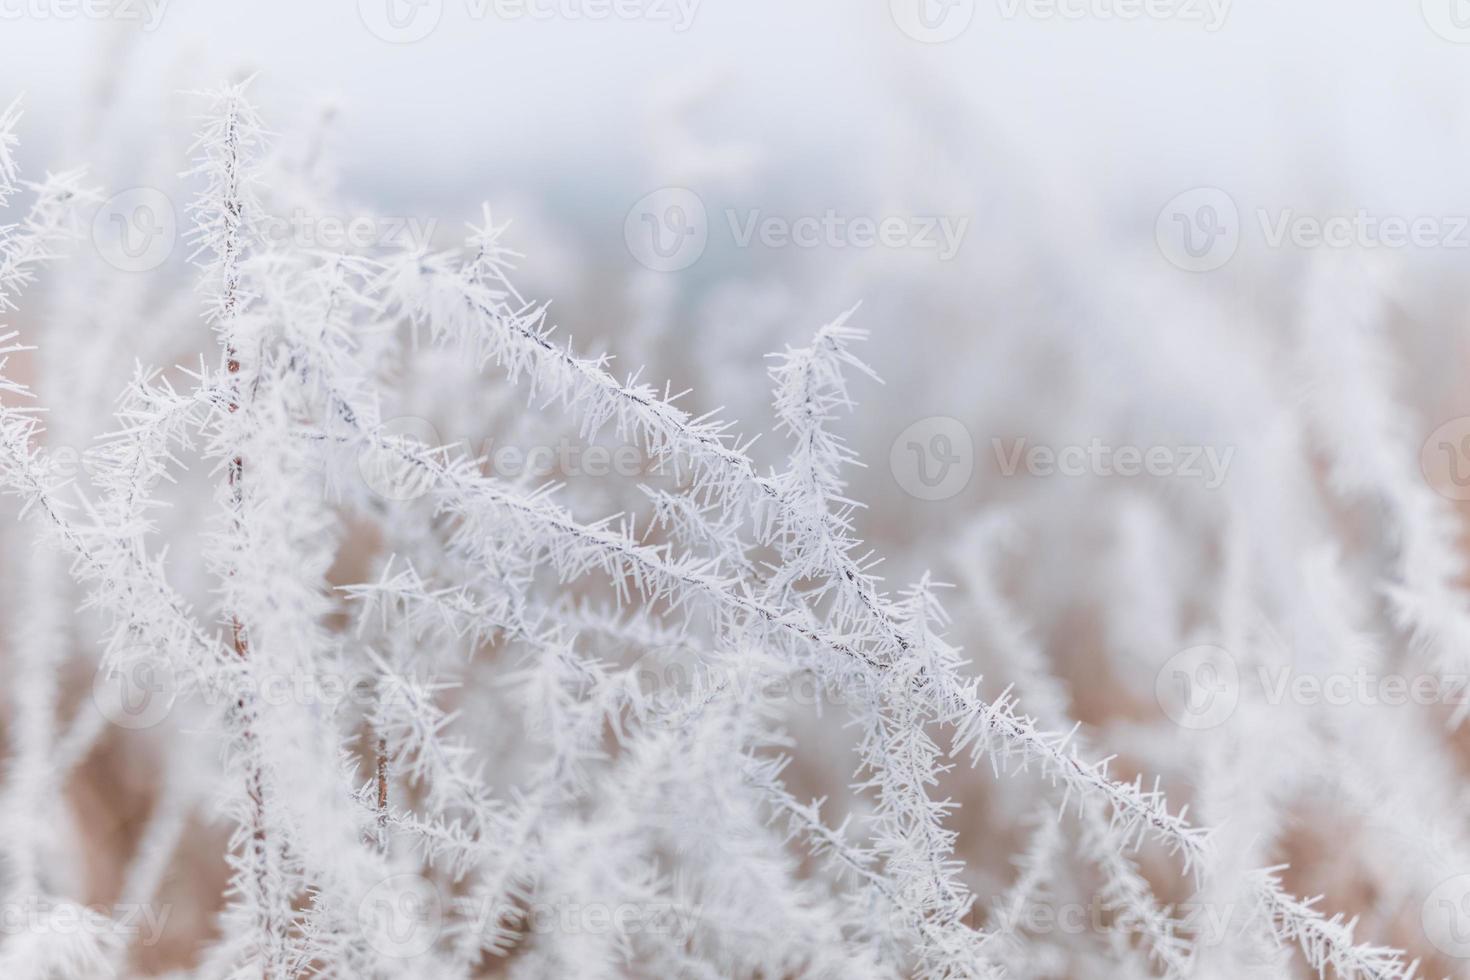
<box><xmin>4</xmin><ymin>0</ymin><xmax>1470</xmax><ymax>568</ymax></box>
<box><xmin>6</xmin><ymin>1</ymin><xmax>1470</xmax><ymax>976</ymax></box>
